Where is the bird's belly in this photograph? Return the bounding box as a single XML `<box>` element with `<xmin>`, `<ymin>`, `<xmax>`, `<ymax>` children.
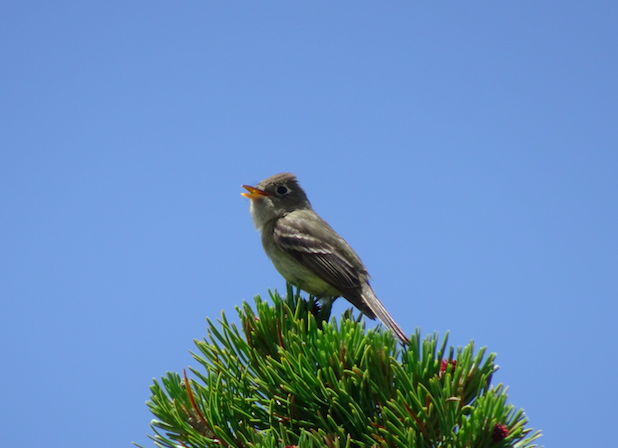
<box><xmin>269</xmin><ymin>251</ymin><xmax>340</xmax><ymax>297</ymax></box>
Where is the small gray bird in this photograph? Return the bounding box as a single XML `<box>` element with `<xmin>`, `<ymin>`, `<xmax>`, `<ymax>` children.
<box><xmin>241</xmin><ymin>172</ymin><xmax>409</xmax><ymax>344</ymax></box>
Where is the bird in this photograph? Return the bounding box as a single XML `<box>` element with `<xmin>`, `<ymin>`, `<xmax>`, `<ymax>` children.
<box><xmin>241</xmin><ymin>172</ymin><xmax>409</xmax><ymax>344</ymax></box>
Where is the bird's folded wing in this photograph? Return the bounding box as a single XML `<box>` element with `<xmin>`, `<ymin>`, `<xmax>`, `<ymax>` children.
<box><xmin>273</xmin><ymin>217</ymin><xmax>360</xmax><ymax>291</ymax></box>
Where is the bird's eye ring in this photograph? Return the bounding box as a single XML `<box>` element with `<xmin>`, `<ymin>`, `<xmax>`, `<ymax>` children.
<box><xmin>276</xmin><ymin>185</ymin><xmax>289</xmax><ymax>195</ymax></box>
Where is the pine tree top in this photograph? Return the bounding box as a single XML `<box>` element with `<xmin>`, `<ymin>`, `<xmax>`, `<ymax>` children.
<box><xmin>142</xmin><ymin>285</ymin><xmax>541</xmax><ymax>448</ymax></box>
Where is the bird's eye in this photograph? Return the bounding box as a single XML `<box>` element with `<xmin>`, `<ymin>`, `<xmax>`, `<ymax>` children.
<box><xmin>276</xmin><ymin>185</ymin><xmax>289</xmax><ymax>195</ymax></box>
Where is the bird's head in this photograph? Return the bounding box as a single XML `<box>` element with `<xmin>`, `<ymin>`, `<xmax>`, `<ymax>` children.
<box><xmin>241</xmin><ymin>172</ymin><xmax>312</xmax><ymax>228</ymax></box>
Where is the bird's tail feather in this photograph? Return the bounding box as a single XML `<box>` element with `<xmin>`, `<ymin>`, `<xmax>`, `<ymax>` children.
<box><xmin>361</xmin><ymin>283</ymin><xmax>409</xmax><ymax>345</ymax></box>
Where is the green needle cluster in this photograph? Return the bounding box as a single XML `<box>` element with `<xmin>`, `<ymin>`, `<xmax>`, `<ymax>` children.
<box><xmin>143</xmin><ymin>285</ymin><xmax>541</xmax><ymax>448</ymax></box>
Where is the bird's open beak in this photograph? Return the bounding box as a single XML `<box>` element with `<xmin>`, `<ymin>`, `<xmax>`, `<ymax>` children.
<box><xmin>241</xmin><ymin>185</ymin><xmax>271</xmax><ymax>200</ymax></box>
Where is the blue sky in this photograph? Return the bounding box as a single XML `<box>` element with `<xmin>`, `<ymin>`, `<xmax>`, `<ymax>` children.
<box><xmin>1</xmin><ymin>2</ymin><xmax>616</xmax><ymax>447</ymax></box>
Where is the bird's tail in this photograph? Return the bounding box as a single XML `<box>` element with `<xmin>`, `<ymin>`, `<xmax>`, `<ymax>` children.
<box><xmin>361</xmin><ymin>283</ymin><xmax>410</xmax><ymax>345</ymax></box>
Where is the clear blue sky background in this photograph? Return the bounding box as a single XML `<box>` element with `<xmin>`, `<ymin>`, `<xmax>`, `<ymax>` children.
<box><xmin>1</xmin><ymin>2</ymin><xmax>616</xmax><ymax>447</ymax></box>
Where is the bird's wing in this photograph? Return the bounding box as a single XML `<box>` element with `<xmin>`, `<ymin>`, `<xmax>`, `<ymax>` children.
<box><xmin>273</xmin><ymin>213</ymin><xmax>409</xmax><ymax>345</ymax></box>
<box><xmin>273</xmin><ymin>215</ymin><xmax>361</xmax><ymax>292</ymax></box>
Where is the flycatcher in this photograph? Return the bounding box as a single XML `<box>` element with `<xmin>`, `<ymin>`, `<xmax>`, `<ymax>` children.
<box><xmin>241</xmin><ymin>172</ymin><xmax>409</xmax><ymax>344</ymax></box>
